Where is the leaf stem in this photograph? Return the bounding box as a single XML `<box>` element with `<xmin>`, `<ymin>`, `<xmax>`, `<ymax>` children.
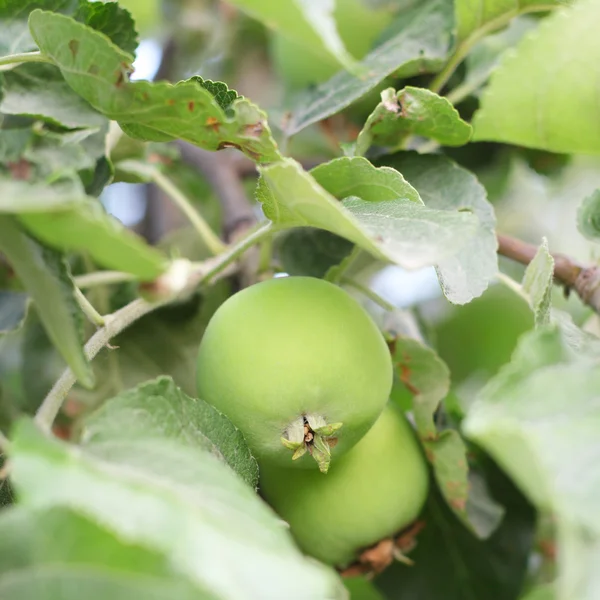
<box><xmin>151</xmin><ymin>169</ymin><xmax>227</xmax><ymax>256</ymax></box>
<box><xmin>35</xmin><ymin>298</ymin><xmax>162</xmax><ymax>432</ymax></box>
<box><xmin>74</xmin><ymin>288</ymin><xmax>105</xmax><ymax>327</ymax></box>
<box><xmin>341</xmin><ymin>277</ymin><xmax>396</xmax><ymax>312</ymax></box>
<box><xmin>0</xmin><ymin>51</ymin><xmax>54</xmax><ymax>69</ymax></box>
<box><xmin>430</xmin><ymin>4</ymin><xmax>559</xmax><ymax>94</ymax></box>
<box><xmin>74</xmin><ymin>270</ymin><xmax>138</xmax><ymax>289</ymax></box>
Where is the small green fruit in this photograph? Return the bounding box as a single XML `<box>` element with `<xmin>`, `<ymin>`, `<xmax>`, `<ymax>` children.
<box><xmin>259</xmin><ymin>403</ymin><xmax>429</xmax><ymax>567</ymax></box>
<box><xmin>196</xmin><ymin>276</ymin><xmax>392</xmax><ymax>473</ymax></box>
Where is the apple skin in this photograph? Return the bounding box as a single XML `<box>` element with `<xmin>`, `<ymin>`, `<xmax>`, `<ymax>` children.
<box><xmin>259</xmin><ymin>403</ymin><xmax>430</xmax><ymax>567</ymax></box>
<box><xmin>271</xmin><ymin>0</ymin><xmax>396</xmax><ymax>90</ymax></box>
<box><xmin>196</xmin><ymin>276</ymin><xmax>393</xmax><ymax>471</ymax></box>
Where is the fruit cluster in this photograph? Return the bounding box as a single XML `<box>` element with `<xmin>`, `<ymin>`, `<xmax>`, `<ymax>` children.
<box><xmin>197</xmin><ymin>276</ymin><xmax>429</xmax><ymax>569</ymax></box>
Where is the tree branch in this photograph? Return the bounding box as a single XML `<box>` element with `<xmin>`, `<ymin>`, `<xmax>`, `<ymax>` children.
<box><xmin>497</xmin><ymin>233</ymin><xmax>600</xmax><ymax>313</ymax></box>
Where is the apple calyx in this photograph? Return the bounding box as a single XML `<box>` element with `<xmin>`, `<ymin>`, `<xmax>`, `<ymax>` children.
<box><xmin>280</xmin><ymin>414</ymin><xmax>343</xmax><ymax>474</ymax></box>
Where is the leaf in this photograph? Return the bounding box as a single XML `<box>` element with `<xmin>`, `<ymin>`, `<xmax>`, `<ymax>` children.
<box><xmin>520</xmin><ymin>585</ymin><xmax>556</xmax><ymax>600</ymax></box>
<box><xmin>0</xmin><ymin>0</ymin><xmax>137</xmax><ymax>58</ymax></box>
<box><xmin>459</xmin><ymin>16</ymin><xmax>538</xmax><ymax>101</ymax></box>
<box><xmin>0</xmin><ymin>216</ymin><xmax>93</xmax><ymax>388</ymax></box>
<box><xmin>82</xmin><ymin>377</ymin><xmax>259</xmax><ymax>489</ymax></box>
<box><xmin>28</xmin><ymin>11</ymin><xmax>281</xmax><ymax>163</ymax></box>
<box><xmin>258</xmin><ymin>157</ymin><xmax>479</xmax><ymax>270</ymax></box>
<box><xmin>454</xmin><ymin>0</ymin><xmax>560</xmax><ymax>43</ymax></box>
<box><xmin>226</xmin><ymin>0</ymin><xmax>361</xmax><ymax>74</ymax></box>
<box><xmin>577</xmin><ymin>189</ymin><xmax>600</xmax><ymax>242</ymax></box>
<box><xmin>0</xmin><ymin>506</ymin><xmax>216</xmax><ymax>600</ymax></box>
<box><xmin>276</xmin><ymin>228</ymin><xmax>354</xmax><ymax>278</ymax></box>
<box><xmin>391</xmin><ymin>335</ymin><xmax>503</xmax><ymax>538</ymax></box>
<box><xmin>386</xmin><ymin>153</ymin><xmax>498</xmax><ymax>303</ymax></box>
<box><xmin>0</xmin><ymin>177</ymin><xmax>167</xmax><ymax>280</ymax></box>
<box><xmin>283</xmin><ymin>0</ymin><xmax>453</xmax><ymax>135</ymax></box>
<box><xmin>355</xmin><ymin>87</ymin><xmax>472</xmax><ymax>156</ymax></box>
<box><xmin>0</xmin><ymin>63</ymin><xmax>107</xmax><ymax>129</ymax></box>
<box><xmin>0</xmin><ymin>291</ymin><xmax>29</xmax><ymax>335</ymax></box>
<box><xmin>463</xmin><ymin>325</ymin><xmax>600</xmax><ymax>600</ymax></box>
<box><xmin>472</xmin><ymin>0</ymin><xmax>600</xmax><ymax>154</ymax></box>
<box><xmin>376</xmin><ymin>477</ymin><xmax>535</xmax><ymax>600</ymax></box>
<box><xmin>9</xmin><ymin>420</ymin><xmax>347</xmax><ymax>600</ymax></box>
<box><xmin>522</xmin><ymin>238</ymin><xmax>553</xmax><ymax>327</ymax></box>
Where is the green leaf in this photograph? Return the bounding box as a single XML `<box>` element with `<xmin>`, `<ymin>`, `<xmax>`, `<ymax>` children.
<box><xmin>520</xmin><ymin>585</ymin><xmax>555</xmax><ymax>600</ymax></box>
<box><xmin>376</xmin><ymin>478</ymin><xmax>535</xmax><ymax>600</ymax></box>
<box><xmin>355</xmin><ymin>87</ymin><xmax>472</xmax><ymax>156</ymax></box>
<box><xmin>283</xmin><ymin>0</ymin><xmax>453</xmax><ymax>135</ymax></box>
<box><xmin>28</xmin><ymin>11</ymin><xmax>281</xmax><ymax>163</ymax></box>
<box><xmin>391</xmin><ymin>336</ymin><xmax>503</xmax><ymax>538</ymax></box>
<box><xmin>277</xmin><ymin>229</ymin><xmax>354</xmax><ymax>278</ymax></box>
<box><xmin>0</xmin><ymin>216</ymin><xmax>93</xmax><ymax>388</ymax></box>
<box><xmin>0</xmin><ymin>0</ymin><xmax>137</xmax><ymax>58</ymax></box>
<box><xmin>0</xmin><ymin>63</ymin><xmax>107</xmax><ymax>129</ymax></box>
<box><xmin>226</xmin><ymin>0</ymin><xmax>361</xmax><ymax>74</ymax></box>
<box><xmin>463</xmin><ymin>325</ymin><xmax>600</xmax><ymax>600</ymax></box>
<box><xmin>522</xmin><ymin>238</ymin><xmax>553</xmax><ymax>327</ymax></box>
<box><xmin>9</xmin><ymin>420</ymin><xmax>347</xmax><ymax>600</ymax></box>
<box><xmin>0</xmin><ymin>506</ymin><xmax>216</xmax><ymax>599</ymax></box>
<box><xmin>472</xmin><ymin>0</ymin><xmax>600</xmax><ymax>154</ymax></box>
<box><xmin>386</xmin><ymin>153</ymin><xmax>498</xmax><ymax>304</ymax></box>
<box><xmin>577</xmin><ymin>189</ymin><xmax>600</xmax><ymax>242</ymax></box>
<box><xmin>454</xmin><ymin>0</ymin><xmax>559</xmax><ymax>43</ymax></box>
<box><xmin>0</xmin><ymin>291</ymin><xmax>29</xmax><ymax>335</ymax></box>
<box><xmin>257</xmin><ymin>157</ymin><xmax>479</xmax><ymax>270</ymax></box>
<box><xmin>0</xmin><ymin>177</ymin><xmax>167</xmax><ymax>280</ymax></box>
<box><xmin>82</xmin><ymin>377</ymin><xmax>259</xmax><ymax>488</ymax></box>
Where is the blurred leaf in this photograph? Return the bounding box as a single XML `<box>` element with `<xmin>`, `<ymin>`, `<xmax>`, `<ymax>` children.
<box><xmin>344</xmin><ymin>576</ymin><xmax>385</xmax><ymax>600</ymax></box>
<box><xmin>277</xmin><ymin>228</ymin><xmax>354</xmax><ymax>278</ymax></box>
<box><xmin>29</xmin><ymin>11</ymin><xmax>281</xmax><ymax>163</ymax></box>
<box><xmin>82</xmin><ymin>377</ymin><xmax>259</xmax><ymax>488</ymax></box>
<box><xmin>376</xmin><ymin>480</ymin><xmax>535</xmax><ymax>600</ymax></box>
<box><xmin>387</xmin><ymin>153</ymin><xmax>498</xmax><ymax>304</ymax></box>
<box><xmin>258</xmin><ymin>157</ymin><xmax>478</xmax><ymax>270</ymax></box>
<box><xmin>463</xmin><ymin>325</ymin><xmax>600</xmax><ymax>600</ymax></box>
<box><xmin>0</xmin><ymin>291</ymin><xmax>28</xmax><ymax>335</ymax></box>
<box><xmin>454</xmin><ymin>0</ymin><xmax>558</xmax><ymax>43</ymax></box>
<box><xmin>356</xmin><ymin>87</ymin><xmax>471</xmax><ymax>156</ymax></box>
<box><xmin>577</xmin><ymin>189</ymin><xmax>600</xmax><ymax>242</ymax></box>
<box><xmin>0</xmin><ymin>506</ymin><xmax>216</xmax><ymax>599</ymax></box>
<box><xmin>391</xmin><ymin>336</ymin><xmax>503</xmax><ymax>538</ymax></box>
<box><xmin>472</xmin><ymin>0</ymin><xmax>600</xmax><ymax>153</ymax></box>
<box><xmin>10</xmin><ymin>420</ymin><xmax>347</xmax><ymax>599</ymax></box>
<box><xmin>0</xmin><ymin>217</ymin><xmax>92</xmax><ymax>388</ymax></box>
<box><xmin>0</xmin><ymin>0</ymin><xmax>137</xmax><ymax>58</ymax></box>
<box><xmin>457</xmin><ymin>16</ymin><xmax>538</xmax><ymax>101</ymax></box>
<box><xmin>520</xmin><ymin>585</ymin><xmax>556</xmax><ymax>600</ymax></box>
<box><xmin>0</xmin><ymin>177</ymin><xmax>167</xmax><ymax>280</ymax></box>
<box><xmin>283</xmin><ymin>0</ymin><xmax>453</xmax><ymax>135</ymax></box>
<box><xmin>0</xmin><ymin>64</ymin><xmax>107</xmax><ymax>129</ymax></box>
<box><xmin>522</xmin><ymin>238</ymin><xmax>553</xmax><ymax>327</ymax></box>
<box><xmin>227</xmin><ymin>0</ymin><xmax>361</xmax><ymax>74</ymax></box>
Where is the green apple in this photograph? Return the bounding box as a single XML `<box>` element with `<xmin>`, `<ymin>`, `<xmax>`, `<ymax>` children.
<box><xmin>259</xmin><ymin>402</ymin><xmax>429</xmax><ymax>566</ymax></box>
<box><xmin>196</xmin><ymin>276</ymin><xmax>393</xmax><ymax>473</ymax></box>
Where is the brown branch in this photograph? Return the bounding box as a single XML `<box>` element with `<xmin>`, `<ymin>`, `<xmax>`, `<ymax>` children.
<box><xmin>497</xmin><ymin>233</ymin><xmax>600</xmax><ymax>313</ymax></box>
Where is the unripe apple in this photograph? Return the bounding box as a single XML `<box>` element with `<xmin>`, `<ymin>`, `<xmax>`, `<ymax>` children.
<box><xmin>259</xmin><ymin>403</ymin><xmax>429</xmax><ymax>567</ymax></box>
<box><xmin>196</xmin><ymin>276</ymin><xmax>393</xmax><ymax>473</ymax></box>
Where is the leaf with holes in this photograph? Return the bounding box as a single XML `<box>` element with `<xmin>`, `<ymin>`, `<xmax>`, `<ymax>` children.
<box><xmin>28</xmin><ymin>10</ymin><xmax>280</xmax><ymax>163</ymax></box>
